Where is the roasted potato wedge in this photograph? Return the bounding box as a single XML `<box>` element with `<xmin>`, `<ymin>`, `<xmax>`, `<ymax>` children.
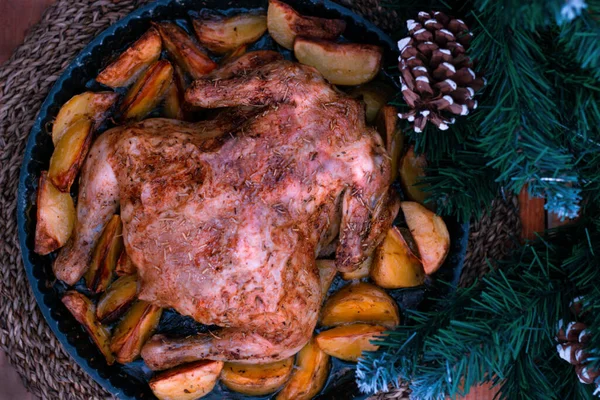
<box><xmin>163</xmin><ymin>80</ymin><xmax>185</xmax><ymax>120</ymax></box>
<box><xmin>276</xmin><ymin>338</ymin><xmax>330</xmax><ymax>400</ymax></box>
<box><xmin>52</xmin><ymin>91</ymin><xmax>118</xmax><ymax>145</ymax></box>
<box><xmin>85</xmin><ymin>214</ymin><xmax>123</xmax><ymax>294</ymax></box>
<box><xmin>221</xmin><ymin>44</ymin><xmax>248</xmax><ymax>64</ymax></box>
<box><xmin>97</xmin><ymin>28</ymin><xmax>162</xmax><ymax>88</ymax></box>
<box><xmin>399</xmin><ymin>146</ymin><xmax>432</xmax><ymax>207</ymax></box>
<box><xmin>149</xmin><ymin>360</ymin><xmax>224</xmax><ymax>400</ymax></box>
<box><xmin>370</xmin><ymin>226</ymin><xmax>425</xmax><ymax>288</ymax></box>
<box><xmin>193</xmin><ymin>13</ymin><xmax>267</xmax><ymax>54</ymax></box>
<box><xmin>320</xmin><ymin>282</ymin><xmax>399</xmax><ymax>328</ymax></box>
<box><xmin>96</xmin><ymin>274</ymin><xmax>139</xmax><ymax>323</ymax></box>
<box><xmin>111</xmin><ymin>300</ymin><xmax>162</xmax><ymax>364</ymax></box>
<box><xmin>116</xmin><ymin>249</ymin><xmax>136</xmax><ymax>276</ymax></box>
<box><xmin>61</xmin><ymin>291</ymin><xmax>114</xmax><ymax>365</ymax></box>
<box><xmin>155</xmin><ymin>22</ymin><xmax>217</xmax><ymax>80</ymax></box>
<box><xmin>401</xmin><ymin>201</ymin><xmax>450</xmax><ymax>275</ymax></box>
<box><xmin>316</xmin><ymin>259</ymin><xmax>337</xmax><ymax>298</ymax></box>
<box><xmin>48</xmin><ymin>118</ymin><xmax>93</xmax><ymax>192</ymax></box>
<box><xmin>120</xmin><ymin>60</ymin><xmax>174</xmax><ymax>121</ymax></box>
<box><xmin>221</xmin><ymin>357</ymin><xmax>293</xmax><ymax>395</ymax></box>
<box><xmin>316</xmin><ymin>324</ymin><xmax>386</xmax><ymax>362</ymax></box>
<box><xmin>294</xmin><ymin>38</ymin><xmax>382</xmax><ymax>86</ymax></box>
<box><xmin>34</xmin><ymin>171</ymin><xmax>75</xmax><ymax>255</ymax></box>
<box><xmin>376</xmin><ymin>105</ymin><xmax>403</xmax><ymax>183</ymax></box>
<box><xmin>341</xmin><ymin>255</ymin><xmax>372</xmax><ymax>281</ymax></box>
<box><xmin>267</xmin><ymin>0</ymin><xmax>346</xmax><ymax>50</ymax></box>
<box><xmin>348</xmin><ymin>82</ymin><xmax>394</xmax><ymax>123</ymax></box>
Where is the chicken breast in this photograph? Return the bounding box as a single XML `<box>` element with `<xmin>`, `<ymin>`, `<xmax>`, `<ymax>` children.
<box><xmin>53</xmin><ymin>53</ymin><xmax>397</xmax><ymax>369</ymax></box>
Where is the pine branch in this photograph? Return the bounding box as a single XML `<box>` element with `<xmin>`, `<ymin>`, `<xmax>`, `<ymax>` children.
<box><xmin>559</xmin><ymin>1</ymin><xmax>600</xmax><ymax>79</ymax></box>
<box><xmin>357</xmin><ymin>227</ymin><xmax>587</xmax><ymax>399</ymax></box>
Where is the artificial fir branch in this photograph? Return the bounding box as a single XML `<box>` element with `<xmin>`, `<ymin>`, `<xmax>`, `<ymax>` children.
<box><xmin>357</xmin><ymin>216</ymin><xmax>600</xmax><ymax>399</ymax></box>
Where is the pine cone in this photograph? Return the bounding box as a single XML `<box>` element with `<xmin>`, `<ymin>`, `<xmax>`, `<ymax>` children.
<box><xmin>556</xmin><ymin>320</ymin><xmax>599</xmax><ymax>384</ymax></box>
<box><xmin>397</xmin><ymin>11</ymin><xmax>485</xmax><ymax>132</ymax></box>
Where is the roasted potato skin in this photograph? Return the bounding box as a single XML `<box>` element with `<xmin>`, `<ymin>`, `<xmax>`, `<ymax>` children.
<box><xmin>163</xmin><ymin>80</ymin><xmax>186</xmax><ymax>120</ymax></box>
<box><xmin>96</xmin><ymin>274</ymin><xmax>139</xmax><ymax>323</ymax></box>
<box><xmin>120</xmin><ymin>60</ymin><xmax>174</xmax><ymax>121</ymax></box>
<box><xmin>316</xmin><ymin>259</ymin><xmax>337</xmax><ymax>298</ymax></box>
<box><xmin>61</xmin><ymin>291</ymin><xmax>115</xmax><ymax>365</ymax></box>
<box><xmin>399</xmin><ymin>146</ymin><xmax>432</xmax><ymax>207</ymax></box>
<box><xmin>294</xmin><ymin>37</ymin><xmax>382</xmax><ymax>86</ymax></box>
<box><xmin>48</xmin><ymin>118</ymin><xmax>93</xmax><ymax>192</ymax></box>
<box><xmin>155</xmin><ymin>22</ymin><xmax>217</xmax><ymax>80</ymax></box>
<box><xmin>193</xmin><ymin>13</ymin><xmax>267</xmax><ymax>54</ymax></box>
<box><xmin>320</xmin><ymin>282</ymin><xmax>400</xmax><ymax>328</ymax></box>
<box><xmin>221</xmin><ymin>358</ymin><xmax>293</xmax><ymax>395</ymax></box>
<box><xmin>316</xmin><ymin>324</ymin><xmax>386</xmax><ymax>361</ymax></box>
<box><xmin>267</xmin><ymin>0</ymin><xmax>346</xmax><ymax>50</ymax></box>
<box><xmin>276</xmin><ymin>338</ymin><xmax>330</xmax><ymax>400</ymax></box>
<box><xmin>52</xmin><ymin>91</ymin><xmax>118</xmax><ymax>145</ymax></box>
<box><xmin>85</xmin><ymin>214</ymin><xmax>123</xmax><ymax>294</ymax></box>
<box><xmin>376</xmin><ymin>105</ymin><xmax>404</xmax><ymax>183</ymax></box>
<box><xmin>116</xmin><ymin>249</ymin><xmax>136</xmax><ymax>276</ymax></box>
<box><xmin>370</xmin><ymin>227</ymin><xmax>425</xmax><ymax>289</ymax></box>
<box><xmin>401</xmin><ymin>201</ymin><xmax>450</xmax><ymax>275</ymax></box>
<box><xmin>34</xmin><ymin>171</ymin><xmax>75</xmax><ymax>255</ymax></box>
<box><xmin>97</xmin><ymin>27</ymin><xmax>163</xmax><ymax>88</ymax></box>
<box><xmin>341</xmin><ymin>255</ymin><xmax>372</xmax><ymax>280</ymax></box>
<box><xmin>149</xmin><ymin>360</ymin><xmax>224</xmax><ymax>400</ymax></box>
<box><xmin>111</xmin><ymin>300</ymin><xmax>162</xmax><ymax>364</ymax></box>
<box><xmin>348</xmin><ymin>82</ymin><xmax>394</xmax><ymax>124</ymax></box>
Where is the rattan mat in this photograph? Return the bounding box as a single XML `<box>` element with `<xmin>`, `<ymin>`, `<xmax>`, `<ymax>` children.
<box><xmin>0</xmin><ymin>1</ymin><xmax>520</xmax><ymax>399</ymax></box>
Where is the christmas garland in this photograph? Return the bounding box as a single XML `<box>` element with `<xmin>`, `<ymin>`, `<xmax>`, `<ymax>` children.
<box><xmin>357</xmin><ymin>0</ymin><xmax>600</xmax><ymax>398</ymax></box>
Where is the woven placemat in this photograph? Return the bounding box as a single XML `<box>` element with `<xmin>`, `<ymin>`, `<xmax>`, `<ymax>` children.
<box><xmin>0</xmin><ymin>1</ymin><xmax>520</xmax><ymax>399</ymax></box>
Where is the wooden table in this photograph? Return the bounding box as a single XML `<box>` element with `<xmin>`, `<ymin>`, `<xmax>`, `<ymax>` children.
<box><xmin>0</xmin><ymin>2</ymin><xmax>551</xmax><ymax>399</ymax></box>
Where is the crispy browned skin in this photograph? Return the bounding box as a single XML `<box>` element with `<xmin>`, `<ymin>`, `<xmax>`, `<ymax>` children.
<box><xmin>54</xmin><ymin>56</ymin><xmax>395</xmax><ymax>368</ymax></box>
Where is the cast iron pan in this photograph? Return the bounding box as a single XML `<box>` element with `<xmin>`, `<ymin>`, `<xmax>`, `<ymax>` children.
<box><xmin>17</xmin><ymin>0</ymin><xmax>469</xmax><ymax>398</ymax></box>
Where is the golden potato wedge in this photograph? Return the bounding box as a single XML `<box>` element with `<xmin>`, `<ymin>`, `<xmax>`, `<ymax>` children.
<box><xmin>221</xmin><ymin>357</ymin><xmax>293</xmax><ymax>395</ymax></box>
<box><xmin>120</xmin><ymin>59</ymin><xmax>174</xmax><ymax>121</ymax></box>
<box><xmin>316</xmin><ymin>259</ymin><xmax>336</xmax><ymax>298</ymax></box>
<box><xmin>221</xmin><ymin>44</ymin><xmax>248</xmax><ymax>64</ymax></box>
<box><xmin>267</xmin><ymin>0</ymin><xmax>346</xmax><ymax>50</ymax></box>
<box><xmin>276</xmin><ymin>338</ymin><xmax>330</xmax><ymax>400</ymax></box>
<box><xmin>348</xmin><ymin>82</ymin><xmax>394</xmax><ymax>123</ymax></box>
<box><xmin>341</xmin><ymin>255</ymin><xmax>372</xmax><ymax>281</ymax></box>
<box><xmin>85</xmin><ymin>214</ymin><xmax>123</xmax><ymax>294</ymax></box>
<box><xmin>155</xmin><ymin>22</ymin><xmax>217</xmax><ymax>80</ymax></box>
<box><xmin>34</xmin><ymin>171</ymin><xmax>75</xmax><ymax>255</ymax></box>
<box><xmin>116</xmin><ymin>249</ymin><xmax>136</xmax><ymax>276</ymax></box>
<box><xmin>149</xmin><ymin>360</ymin><xmax>224</xmax><ymax>400</ymax></box>
<box><xmin>111</xmin><ymin>300</ymin><xmax>162</xmax><ymax>364</ymax></box>
<box><xmin>401</xmin><ymin>201</ymin><xmax>450</xmax><ymax>275</ymax></box>
<box><xmin>52</xmin><ymin>92</ymin><xmax>118</xmax><ymax>145</ymax></box>
<box><xmin>193</xmin><ymin>13</ymin><xmax>267</xmax><ymax>54</ymax></box>
<box><xmin>399</xmin><ymin>146</ymin><xmax>432</xmax><ymax>207</ymax></box>
<box><xmin>316</xmin><ymin>324</ymin><xmax>386</xmax><ymax>362</ymax></box>
<box><xmin>370</xmin><ymin>226</ymin><xmax>425</xmax><ymax>288</ymax></box>
<box><xmin>294</xmin><ymin>38</ymin><xmax>382</xmax><ymax>86</ymax></box>
<box><xmin>320</xmin><ymin>282</ymin><xmax>399</xmax><ymax>328</ymax></box>
<box><xmin>48</xmin><ymin>118</ymin><xmax>93</xmax><ymax>192</ymax></box>
<box><xmin>376</xmin><ymin>105</ymin><xmax>404</xmax><ymax>183</ymax></box>
<box><xmin>97</xmin><ymin>28</ymin><xmax>162</xmax><ymax>88</ymax></box>
<box><xmin>61</xmin><ymin>291</ymin><xmax>114</xmax><ymax>365</ymax></box>
<box><xmin>96</xmin><ymin>274</ymin><xmax>139</xmax><ymax>323</ymax></box>
<box><xmin>163</xmin><ymin>80</ymin><xmax>185</xmax><ymax>120</ymax></box>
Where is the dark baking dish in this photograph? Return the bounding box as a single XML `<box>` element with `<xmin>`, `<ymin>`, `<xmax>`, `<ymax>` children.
<box><xmin>17</xmin><ymin>0</ymin><xmax>469</xmax><ymax>398</ymax></box>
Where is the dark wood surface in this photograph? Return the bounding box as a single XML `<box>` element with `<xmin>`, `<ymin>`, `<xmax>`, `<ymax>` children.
<box><xmin>0</xmin><ymin>2</ymin><xmax>550</xmax><ymax>400</ymax></box>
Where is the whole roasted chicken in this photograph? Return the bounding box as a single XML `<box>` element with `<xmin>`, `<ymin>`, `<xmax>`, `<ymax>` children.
<box><xmin>54</xmin><ymin>52</ymin><xmax>396</xmax><ymax>370</ymax></box>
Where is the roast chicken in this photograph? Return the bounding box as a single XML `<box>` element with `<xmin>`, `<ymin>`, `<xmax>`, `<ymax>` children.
<box><xmin>53</xmin><ymin>52</ymin><xmax>397</xmax><ymax>370</ymax></box>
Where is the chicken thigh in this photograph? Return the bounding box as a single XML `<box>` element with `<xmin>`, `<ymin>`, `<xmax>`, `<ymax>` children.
<box><xmin>53</xmin><ymin>54</ymin><xmax>396</xmax><ymax>370</ymax></box>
